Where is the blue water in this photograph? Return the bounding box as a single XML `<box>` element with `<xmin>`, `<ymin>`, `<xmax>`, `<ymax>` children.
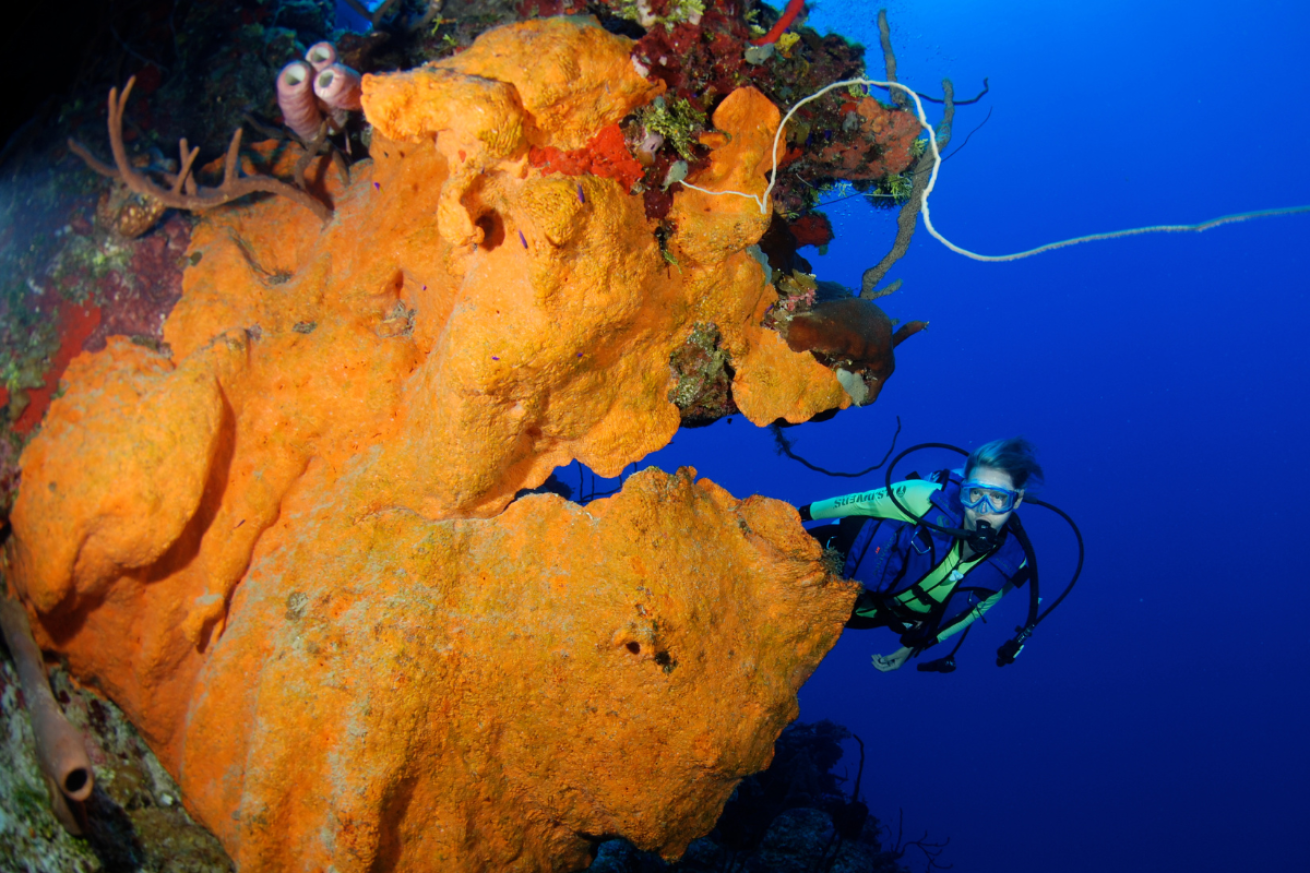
<box><xmin>580</xmin><ymin>1</ymin><xmax>1310</xmax><ymax>870</ymax></box>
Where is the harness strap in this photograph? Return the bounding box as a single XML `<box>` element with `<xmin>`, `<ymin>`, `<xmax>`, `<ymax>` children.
<box><xmin>891</xmin><ymin>541</ymin><xmax>990</xmax><ymax>613</ymax></box>
<box><xmin>848</xmin><ymin>590</ymin><xmax>918</xmax><ymax>631</ymax></box>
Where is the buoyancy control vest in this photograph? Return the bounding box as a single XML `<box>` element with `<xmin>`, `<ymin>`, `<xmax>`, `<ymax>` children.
<box><xmin>842</xmin><ymin>470</ymin><xmax>1029</xmax><ymax>634</ymax></box>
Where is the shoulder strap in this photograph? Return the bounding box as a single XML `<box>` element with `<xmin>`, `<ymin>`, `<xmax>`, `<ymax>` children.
<box><xmin>891</xmin><ymin>539</ymin><xmax>966</xmax><ymax>613</ymax></box>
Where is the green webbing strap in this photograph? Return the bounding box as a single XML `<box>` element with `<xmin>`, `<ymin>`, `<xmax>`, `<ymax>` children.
<box><xmin>890</xmin><ymin>539</ymin><xmax>987</xmax><ymax>613</ymax></box>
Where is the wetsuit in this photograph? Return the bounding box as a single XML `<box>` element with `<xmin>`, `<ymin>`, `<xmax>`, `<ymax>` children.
<box><xmin>803</xmin><ymin>471</ymin><xmax>1030</xmax><ymax>653</ymax></box>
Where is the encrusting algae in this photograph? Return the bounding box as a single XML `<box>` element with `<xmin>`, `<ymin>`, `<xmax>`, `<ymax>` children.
<box><xmin>5</xmin><ymin>17</ymin><xmax>863</xmax><ymax>872</ymax></box>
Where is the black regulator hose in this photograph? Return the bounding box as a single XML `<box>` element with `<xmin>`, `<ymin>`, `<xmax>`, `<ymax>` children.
<box><xmin>883</xmin><ymin>443</ymin><xmax>972</xmax><ymax>539</ymax></box>
<box><xmin>1023</xmin><ymin>496</ymin><xmax>1085</xmax><ymax>624</ymax></box>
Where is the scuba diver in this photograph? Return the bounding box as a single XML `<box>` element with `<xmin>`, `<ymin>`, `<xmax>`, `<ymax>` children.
<box><xmin>799</xmin><ymin>437</ymin><xmax>1081</xmax><ymax>673</ymax></box>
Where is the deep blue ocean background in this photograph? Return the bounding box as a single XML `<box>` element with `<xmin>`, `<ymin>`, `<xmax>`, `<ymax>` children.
<box><xmin>5</xmin><ymin>1</ymin><xmax>1300</xmax><ymax>869</ymax></box>
<box><xmin>575</xmin><ymin>1</ymin><xmax>1310</xmax><ymax>870</ymax></box>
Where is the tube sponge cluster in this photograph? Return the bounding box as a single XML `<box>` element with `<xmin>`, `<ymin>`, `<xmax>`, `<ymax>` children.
<box><xmin>276</xmin><ymin>41</ymin><xmax>362</xmax><ymax>139</ymax></box>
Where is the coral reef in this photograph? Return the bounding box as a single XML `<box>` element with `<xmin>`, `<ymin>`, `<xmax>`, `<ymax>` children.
<box><xmin>95</xmin><ymin>181</ymin><xmax>169</xmax><ymax>240</ymax></box>
<box><xmin>814</xmin><ymin>96</ymin><xmax>920</xmax><ymax>184</ymax></box>
<box><xmin>0</xmin><ymin>649</ymin><xmax>234</xmax><ymax>872</ymax></box>
<box><xmin>0</xmin><ymin>167</ymin><xmax>191</xmax><ymax>519</ymax></box>
<box><xmin>0</xmin><ymin>1</ymin><xmax>953</xmax><ymax>867</ymax></box>
<box><xmin>81</xmin><ymin>215</ymin><xmax>190</xmax><ymax>351</ymax></box>
<box><xmin>68</xmin><ymin>76</ymin><xmax>332</xmax><ymax>224</ymax></box>
<box><xmin>789</xmin><ymin>212</ymin><xmax>835</xmax><ymax>250</ymax></box>
<box><xmin>4</xmin><ymin>296</ymin><xmax>100</xmax><ymax>436</ymax></box>
<box><xmin>590</xmin><ymin>720</ymin><xmax>918</xmax><ymax>873</ymax></box>
<box><xmin>4</xmin><ymin>17</ymin><xmax>868</xmax><ymax>872</ymax></box>
<box><xmin>530</xmin><ymin>124</ymin><xmax>648</xmax><ymax>191</ymax></box>
<box><xmin>0</xmin><ymin>595</ymin><xmax>94</xmax><ymax>833</ymax></box>
<box><xmin>668</xmin><ymin>322</ymin><xmax>738</xmax><ymax>425</ymax></box>
<box><xmin>1</xmin><ymin>0</ymin><xmax>925</xmax><ymax>474</ymax></box>
<box><xmin>751</xmin><ymin>0</ymin><xmax>808</xmax><ymax>48</ymax></box>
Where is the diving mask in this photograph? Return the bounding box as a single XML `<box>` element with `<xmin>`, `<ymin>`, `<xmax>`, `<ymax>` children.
<box><xmin>960</xmin><ymin>480</ymin><xmax>1021</xmax><ymax>515</ymax></box>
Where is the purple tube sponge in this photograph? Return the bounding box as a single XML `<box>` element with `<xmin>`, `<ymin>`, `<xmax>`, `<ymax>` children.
<box><xmin>305</xmin><ymin>41</ymin><xmax>338</xmax><ymax>72</ymax></box>
<box><xmin>314</xmin><ymin>63</ymin><xmax>363</xmax><ymax>112</ymax></box>
<box><xmin>277</xmin><ymin>60</ymin><xmax>323</xmax><ymax>140</ymax></box>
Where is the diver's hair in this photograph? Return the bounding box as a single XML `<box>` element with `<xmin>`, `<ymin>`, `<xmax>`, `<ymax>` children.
<box><xmin>965</xmin><ymin>437</ymin><xmax>1044</xmax><ymax>491</ymax></box>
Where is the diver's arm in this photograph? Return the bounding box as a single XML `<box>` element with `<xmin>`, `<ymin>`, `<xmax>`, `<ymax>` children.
<box><xmin>872</xmin><ymin>646</ymin><xmax>913</xmax><ymax>672</ymax></box>
<box><xmin>932</xmin><ymin>582</ymin><xmax>1015</xmax><ymax>645</ymax></box>
<box><xmin>802</xmin><ymin>480</ymin><xmax>940</xmax><ymax>523</ymax></box>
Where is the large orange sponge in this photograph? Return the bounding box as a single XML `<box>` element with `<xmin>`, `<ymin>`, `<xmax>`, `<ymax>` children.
<box><xmin>6</xmin><ymin>17</ymin><xmax>860</xmax><ymax>871</ymax></box>
<box><xmin>180</xmin><ymin>467</ymin><xmax>857</xmax><ymax>870</ymax></box>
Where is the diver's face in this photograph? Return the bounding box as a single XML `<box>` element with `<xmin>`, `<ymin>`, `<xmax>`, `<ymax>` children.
<box><xmin>962</xmin><ymin>465</ymin><xmax>1022</xmax><ymax>531</ymax></box>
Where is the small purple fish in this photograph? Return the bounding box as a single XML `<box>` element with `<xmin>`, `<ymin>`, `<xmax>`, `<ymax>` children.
<box><xmin>373</xmin><ymin>181</ymin><xmax>381</xmax><ymax>190</ymax></box>
<box><xmin>492</xmin><ymin>356</ymin><xmax>500</xmax><ymax>361</ymax></box>
<box><xmin>576</xmin><ymin>183</ymin><xmax>586</xmax><ymax>204</ymax></box>
<box><xmin>518</xmin><ymin>230</ymin><xmax>528</xmax><ymax>248</ymax></box>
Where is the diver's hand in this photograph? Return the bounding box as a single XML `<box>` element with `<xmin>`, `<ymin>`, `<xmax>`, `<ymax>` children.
<box><xmin>872</xmin><ymin>646</ymin><xmax>913</xmax><ymax>672</ymax></box>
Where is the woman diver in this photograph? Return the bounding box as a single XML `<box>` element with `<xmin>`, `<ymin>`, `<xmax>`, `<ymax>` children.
<box><xmin>799</xmin><ymin>437</ymin><xmax>1043</xmax><ymax>673</ymax></box>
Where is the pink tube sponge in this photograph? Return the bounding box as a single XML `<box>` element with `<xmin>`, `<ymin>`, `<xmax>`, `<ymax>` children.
<box><xmin>314</xmin><ymin>63</ymin><xmax>363</xmax><ymax>112</ymax></box>
<box><xmin>304</xmin><ymin>41</ymin><xmax>338</xmax><ymax>72</ymax></box>
<box><xmin>277</xmin><ymin>60</ymin><xmax>323</xmax><ymax>140</ymax></box>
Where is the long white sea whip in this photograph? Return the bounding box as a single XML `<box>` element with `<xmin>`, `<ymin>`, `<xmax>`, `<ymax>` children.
<box><xmin>682</xmin><ymin>78</ymin><xmax>1310</xmax><ymax>262</ymax></box>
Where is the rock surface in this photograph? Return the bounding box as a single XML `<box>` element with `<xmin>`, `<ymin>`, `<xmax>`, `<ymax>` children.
<box><xmin>0</xmin><ymin>654</ymin><xmax>234</xmax><ymax>872</ymax></box>
<box><xmin>588</xmin><ymin>720</ymin><xmax>916</xmax><ymax>873</ymax></box>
